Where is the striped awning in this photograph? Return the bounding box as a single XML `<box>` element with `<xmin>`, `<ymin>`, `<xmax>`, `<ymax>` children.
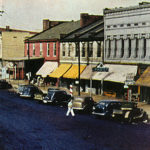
<box><xmin>36</xmin><ymin>61</ymin><xmax>58</xmax><ymax>78</ymax></box>
<box><xmin>49</xmin><ymin>64</ymin><xmax>72</xmax><ymax>78</ymax></box>
<box><xmin>63</xmin><ymin>64</ymin><xmax>86</xmax><ymax>79</ymax></box>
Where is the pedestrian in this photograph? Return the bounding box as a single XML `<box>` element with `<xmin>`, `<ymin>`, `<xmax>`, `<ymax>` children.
<box><xmin>66</xmin><ymin>98</ymin><xmax>75</xmax><ymax>117</ymax></box>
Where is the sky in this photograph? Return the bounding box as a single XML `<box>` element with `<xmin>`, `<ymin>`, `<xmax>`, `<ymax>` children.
<box><xmin>0</xmin><ymin>0</ymin><xmax>149</xmax><ymax>31</ymax></box>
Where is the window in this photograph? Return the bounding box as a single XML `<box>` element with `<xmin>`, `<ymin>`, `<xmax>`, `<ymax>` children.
<box><xmin>75</xmin><ymin>43</ymin><xmax>79</xmax><ymax>57</ymax></box>
<box><xmin>88</xmin><ymin>42</ymin><xmax>93</xmax><ymax>57</ymax></box>
<box><xmin>68</xmin><ymin>43</ymin><xmax>72</xmax><ymax>57</ymax></box>
<box><xmin>40</xmin><ymin>43</ymin><xmax>43</xmax><ymax>55</ymax></box>
<box><xmin>143</xmin><ymin>38</ymin><xmax>146</xmax><ymax>58</ymax></box>
<box><xmin>135</xmin><ymin>38</ymin><xmax>139</xmax><ymax>58</ymax></box>
<box><xmin>33</xmin><ymin>43</ymin><xmax>35</xmax><ymax>56</ymax></box>
<box><xmin>47</xmin><ymin>43</ymin><xmax>50</xmax><ymax>56</ymax></box>
<box><xmin>53</xmin><ymin>42</ymin><xmax>56</xmax><ymax>56</ymax></box>
<box><xmin>97</xmin><ymin>42</ymin><xmax>101</xmax><ymax>57</ymax></box>
<box><xmin>128</xmin><ymin>39</ymin><xmax>131</xmax><ymax>58</ymax></box>
<box><xmin>127</xmin><ymin>23</ymin><xmax>131</xmax><ymax>27</ymax></box>
<box><xmin>121</xmin><ymin>39</ymin><xmax>124</xmax><ymax>58</ymax></box>
<box><xmin>108</xmin><ymin>40</ymin><xmax>111</xmax><ymax>58</ymax></box>
<box><xmin>62</xmin><ymin>43</ymin><xmax>66</xmax><ymax>56</ymax></box>
<box><xmin>82</xmin><ymin>42</ymin><xmax>85</xmax><ymax>57</ymax></box>
<box><xmin>120</xmin><ymin>24</ymin><xmax>124</xmax><ymax>27</ymax></box>
<box><xmin>142</xmin><ymin>22</ymin><xmax>146</xmax><ymax>25</ymax></box>
<box><xmin>134</xmin><ymin>23</ymin><xmax>138</xmax><ymax>26</ymax></box>
<box><xmin>114</xmin><ymin>39</ymin><xmax>117</xmax><ymax>57</ymax></box>
<box><xmin>107</xmin><ymin>25</ymin><xmax>110</xmax><ymax>28</ymax></box>
<box><xmin>113</xmin><ymin>25</ymin><xmax>117</xmax><ymax>28</ymax></box>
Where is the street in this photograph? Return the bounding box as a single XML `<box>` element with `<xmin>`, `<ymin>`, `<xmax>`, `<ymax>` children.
<box><xmin>0</xmin><ymin>89</ymin><xmax>150</xmax><ymax>150</ymax></box>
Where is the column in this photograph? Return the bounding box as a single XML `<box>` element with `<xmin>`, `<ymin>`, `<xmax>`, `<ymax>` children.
<box><xmin>137</xmin><ymin>38</ymin><xmax>143</xmax><ymax>59</ymax></box>
<box><xmin>105</xmin><ymin>39</ymin><xmax>109</xmax><ymax>59</ymax></box>
<box><xmin>123</xmin><ymin>38</ymin><xmax>129</xmax><ymax>59</ymax></box>
<box><xmin>145</xmin><ymin>38</ymin><xmax>150</xmax><ymax>60</ymax></box>
<box><xmin>116</xmin><ymin>38</ymin><xmax>122</xmax><ymax>58</ymax></box>
<box><xmin>131</xmin><ymin>39</ymin><xmax>136</xmax><ymax>58</ymax></box>
<box><xmin>110</xmin><ymin>39</ymin><xmax>115</xmax><ymax>58</ymax></box>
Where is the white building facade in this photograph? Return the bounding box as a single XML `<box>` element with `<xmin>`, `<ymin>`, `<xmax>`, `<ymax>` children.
<box><xmin>104</xmin><ymin>2</ymin><xmax>150</xmax><ymax>64</ymax></box>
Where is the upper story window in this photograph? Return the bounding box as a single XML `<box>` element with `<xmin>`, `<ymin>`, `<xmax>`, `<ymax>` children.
<box><xmin>62</xmin><ymin>43</ymin><xmax>66</xmax><ymax>56</ymax></box>
<box><xmin>33</xmin><ymin>43</ymin><xmax>35</xmax><ymax>56</ymax></box>
<box><xmin>97</xmin><ymin>41</ymin><xmax>101</xmax><ymax>57</ymax></box>
<box><xmin>40</xmin><ymin>43</ymin><xmax>43</xmax><ymax>56</ymax></box>
<box><xmin>47</xmin><ymin>43</ymin><xmax>50</xmax><ymax>56</ymax></box>
<box><xmin>68</xmin><ymin>43</ymin><xmax>72</xmax><ymax>57</ymax></box>
<box><xmin>127</xmin><ymin>23</ymin><xmax>131</xmax><ymax>27</ymax></box>
<box><xmin>113</xmin><ymin>25</ymin><xmax>117</xmax><ymax>28</ymax></box>
<box><xmin>107</xmin><ymin>25</ymin><xmax>110</xmax><ymax>28</ymax></box>
<box><xmin>135</xmin><ymin>38</ymin><xmax>139</xmax><ymax>58</ymax></box>
<box><xmin>142</xmin><ymin>22</ymin><xmax>146</xmax><ymax>25</ymax></box>
<box><xmin>108</xmin><ymin>40</ymin><xmax>111</xmax><ymax>58</ymax></box>
<box><xmin>82</xmin><ymin>42</ymin><xmax>85</xmax><ymax>57</ymax></box>
<box><xmin>120</xmin><ymin>24</ymin><xmax>124</xmax><ymax>27</ymax></box>
<box><xmin>53</xmin><ymin>42</ymin><xmax>56</xmax><ymax>56</ymax></box>
<box><xmin>88</xmin><ymin>42</ymin><xmax>93</xmax><ymax>57</ymax></box>
<box><xmin>75</xmin><ymin>43</ymin><xmax>79</xmax><ymax>57</ymax></box>
<box><xmin>128</xmin><ymin>39</ymin><xmax>131</xmax><ymax>58</ymax></box>
<box><xmin>134</xmin><ymin>23</ymin><xmax>138</xmax><ymax>26</ymax></box>
<box><xmin>143</xmin><ymin>38</ymin><xmax>146</xmax><ymax>58</ymax></box>
<box><xmin>121</xmin><ymin>39</ymin><xmax>124</xmax><ymax>58</ymax></box>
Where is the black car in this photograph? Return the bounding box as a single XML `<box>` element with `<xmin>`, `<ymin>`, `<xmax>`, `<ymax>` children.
<box><xmin>92</xmin><ymin>100</ymin><xmax>121</xmax><ymax>118</ymax></box>
<box><xmin>112</xmin><ymin>101</ymin><xmax>148</xmax><ymax>123</ymax></box>
<box><xmin>43</xmin><ymin>90</ymin><xmax>71</xmax><ymax>105</ymax></box>
<box><xmin>20</xmin><ymin>85</ymin><xmax>43</xmax><ymax>99</ymax></box>
<box><xmin>72</xmin><ymin>96</ymin><xmax>94</xmax><ymax>113</ymax></box>
<box><xmin>0</xmin><ymin>80</ymin><xmax>12</xmax><ymax>89</ymax></box>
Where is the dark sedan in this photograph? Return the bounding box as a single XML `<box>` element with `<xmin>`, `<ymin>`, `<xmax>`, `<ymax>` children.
<box><xmin>92</xmin><ymin>100</ymin><xmax>121</xmax><ymax>118</ymax></box>
<box><xmin>43</xmin><ymin>90</ymin><xmax>71</xmax><ymax>105</ymax></box>
<box><xmin>19</xmin><ymin>85</ymin><xmax>43</xmax><ymax>99</ymax></box>
<box><xmin>0</xmin><ymin>80</ymin><xmax>12</xmax><ymax>89</ymax></box>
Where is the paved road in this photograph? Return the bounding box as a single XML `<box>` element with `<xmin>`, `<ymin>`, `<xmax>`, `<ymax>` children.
<box><xmin>0</xmin><ymin>90</ymin><xmax>150</xmax><ymax>150</ymax></box>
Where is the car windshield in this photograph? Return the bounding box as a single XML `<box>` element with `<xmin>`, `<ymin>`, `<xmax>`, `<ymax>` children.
<box><xmin>47</xmin><ymin>91</ymin><xmax>55</xmax><ymax>98</ymax></box>
<box><xmin>98</xmin><ymin>101</ymin><xmax>109</xmax><ymax>107</ymax></box>
<box><xmin>23</xmin><ymin>87</ymin><xmax>31</xmax><ymax>93</ymax></box>
<box><xmin>121</xmin><ymin>102</ymin><xmax>136</xmax><ymax>108</ymax></box>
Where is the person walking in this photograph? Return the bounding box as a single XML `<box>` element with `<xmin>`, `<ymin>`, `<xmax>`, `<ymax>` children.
<box><xmin>66</xmin><ymin>98</ymin><xmax>75</xmax><ymax>117</ymax></box>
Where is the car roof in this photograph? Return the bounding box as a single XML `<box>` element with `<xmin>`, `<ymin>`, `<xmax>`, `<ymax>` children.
<box><xmin>99</xmin><ymin>100</ymin><xmax>121</xmax><ymax>103</ymax></box>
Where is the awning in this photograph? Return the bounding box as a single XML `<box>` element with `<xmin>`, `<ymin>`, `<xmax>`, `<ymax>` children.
<box><xmin>135</xmin><ymin>66</ymin><xmax>150</xmax><ymax>87</ymax></box>
<box><xmin>63</xmin><ymin>64</ymin><xmax>86</xmax><ymax>79</ymax></box>
<box><xmin>92</xmin><ymin>64</ymin><xmax>138</xmax><ymax>83</ymax></box>
<box><xmin>36</xmin><ymin>61</ymin><xmax>58</xmax><ymax>78</ymax></box>
<box><xmin>49</xmin><ymin>64</ymin><xmax>72</xmax><ymax>78</ymax></box>
<box><xmin>80</xmin><ymin>64</ymin><xmax>97</xmax><ymax>79</ymax></box>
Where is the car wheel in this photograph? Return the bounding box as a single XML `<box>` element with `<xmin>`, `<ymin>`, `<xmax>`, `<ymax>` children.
<box><xmin>127</xmin><ymin>114</ymin><xmax>133</xmax><ymax>124</ymax></box>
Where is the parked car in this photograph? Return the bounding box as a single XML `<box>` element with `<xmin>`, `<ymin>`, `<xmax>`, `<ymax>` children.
<box><xmin>112</xmin><ymin>101</ymin><xmax>148</xmax><ymax>123</ymax></box>
<box><xmin>72</xmin><ymin>96</ymin><xmax>94</xmax><ymax>113</ymax></box>
<box><xmin>43</xmin><ymin>90</ymin><xmax>71</xmax><ymax>105</ymax></box>
<box><xmin>92</xmin><ymin>100</ymin><xmax>121</xmax><ymax>118</ymax></box>
<box><xmin>20</xmin><ymin>85</ymin><xmax>43</xmax><ymax>99</ymax></box>
<box><xmin>0</xmin><ymin>80</ymin><xmax>12</xmax><ymax>89</ymax></box>
<box><xmin>17</xmin><ymin>84</ymin><xmax>26</xmax><ymax>95</ymax></box>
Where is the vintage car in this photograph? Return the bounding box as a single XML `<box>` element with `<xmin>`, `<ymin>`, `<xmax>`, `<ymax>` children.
<box><xmin>43</xmin><ymin>90</ymin><xmax>71</xmax><ymax>105</ymax></box>
<box><xmin>72</xmin><ymin>96</ymin><xmax>94</xmax><ymax>113</ymax></box>
<box><xmin>20</xmin><ymin>85</ymin><xmax>43</xmax><ymax>99</ymax></box>
<box><xmin>0</xmin><ymin>80</ymin><xmax>12</xmax><ymax>89</ymax></box>
<box><xmin>92</xmin><ymin>100</ymin><xmax>121</xmax><ymax>118</ymax></box>
<box><xmin>112</xmin><ymin>101</ymin><xmax>148</xmax><ymax>123</ymax></box>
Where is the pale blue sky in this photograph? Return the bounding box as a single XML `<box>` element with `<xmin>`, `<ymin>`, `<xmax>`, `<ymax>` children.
<box><xmin>0</xmin><ymin>0</ymin><xmax>148</xmax><ymax>31</ymax></box>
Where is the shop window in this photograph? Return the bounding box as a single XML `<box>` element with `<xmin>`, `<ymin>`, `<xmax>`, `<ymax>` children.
<box><xmin>108</xmin><ymin>40</ymin><xmax>111</xmax><ymax>58</ymax></box>
<box><xmin>128</xmin><ymin>39</ymin><xmax>131</xmax><ymax>58</ymax></box>
<box><xmin>82</xmin><ymin>42</ymin><xmax>85</xmax><ymax>57</ymax></box>
<box><xmin>114</xmin><ymin>39</ymin><xmax>117</xmax><ymax>57</ymax></box>
<box><xmin>135</xmin><ymin>38</ymin><xmax>139</xmax><ymax>58</ymax></box>
<box><xmin>121</xmin><ymin>39</ymin><xmax>124</xmax><ymax>58</ymax></box>
<box><xmin>68</xmin><ymin>43</ymin><xmax>72</xmax><ymax>57</ymax></box>
<box><xmin>143</xmin><ymin>38</ymin><xmax>146</xmax><ymax>58</ymax></box>
<box><xmin>88</xmin><ymin>42</ymin><xmax>93</xmax><ymax>57</ymax></box>
<box><xmin>75</xmin><ymin>43</ymin><xmax>79</xmax><ymax>57</ymax></box>
<box><xmin>97</xmin><ymin>41</ymin><xmax>101</xmax><ymax>57</ymax></box>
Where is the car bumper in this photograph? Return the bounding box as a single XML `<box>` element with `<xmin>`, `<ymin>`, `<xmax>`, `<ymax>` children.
<box><xmin>92</xmin><ymin>112</ymin><xmax>106</xmax><ymax>116</ymax></box>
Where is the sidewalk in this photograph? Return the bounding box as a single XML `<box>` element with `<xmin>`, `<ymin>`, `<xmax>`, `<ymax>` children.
<box><xmin>8</xmin><ymin>79</ymin><xmax>150</xmax><ymax>119</ymax></box>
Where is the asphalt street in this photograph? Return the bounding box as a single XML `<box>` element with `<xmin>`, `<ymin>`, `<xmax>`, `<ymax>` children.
<box><xmin>0</xmin><ymin>89</ymin><xmax>150</xmax><ymax>150</ymax></box>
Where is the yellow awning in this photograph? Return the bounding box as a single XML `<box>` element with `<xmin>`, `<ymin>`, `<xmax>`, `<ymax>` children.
<box><xmin>49</xmin><ymin>64</ymin><xmax>72</xmax><ymax>78</ymax></box>
<box><xmin>136</xmin><ymin>66</ymin><xmax>150</xmax><ymax>87</ymax></box>
<box><xmin>63</xmin><ymin>64</ymin><xmax>86</xmax><ymax>79</ymax></box>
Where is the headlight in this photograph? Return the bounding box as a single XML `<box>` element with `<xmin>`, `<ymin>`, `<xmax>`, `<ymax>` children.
<box><xmin>93</xmin><ymin>106</ymin><xmax>95</xmax><ymax>110</ymax></box>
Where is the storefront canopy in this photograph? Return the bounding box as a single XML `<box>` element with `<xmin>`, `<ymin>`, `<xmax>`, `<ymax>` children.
<box><xmin>63</xmin><ymin>64</ymin><xmax>86</xmax><ymax>79</ymax></box>
<box><xmin>135</xmin><ymin>66</ymin><xmax>150</xmax><ymax>87</ymax></box>
<box><xmin>92</xmin><ymin>64</ymin><xmax>138</xmax><ymax>83</ymax></box>
<box><xmin>80</xmin><ymin>64</ymin><xmax>97</xmax><ymax>79</ymax></box>
<box><xmin>49</xmin><ymin>64</ymin><xmax>72</xmax><ymax>78</ymax></box>
<box><xmin>36</xmin><ymin>61</ymin><xmax>58</xmax><ymax>78</ymax></box>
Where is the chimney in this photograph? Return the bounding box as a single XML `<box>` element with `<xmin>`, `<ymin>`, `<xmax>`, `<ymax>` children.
<box><xmin>43</xmin><ymin>19</ymin><xmax>50</xmax><ymax>31</ymax></box>
<box><xmin>6</xmin><ymin>26</ymin><xmax>10</xmax><ymax>31</ymax></box>
<box><xmin>80</xmin><ymin>13</ymin><xmax>103</xmax><ymax>27</ymax></box>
